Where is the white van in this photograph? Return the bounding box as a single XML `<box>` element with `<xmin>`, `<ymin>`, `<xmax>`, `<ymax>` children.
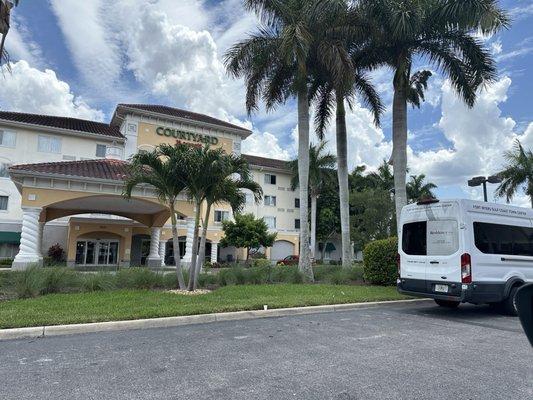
<box><xmin>397</xmin><ymin>199</ymin><xmax>533</xmax><ymax>314</ymax></box>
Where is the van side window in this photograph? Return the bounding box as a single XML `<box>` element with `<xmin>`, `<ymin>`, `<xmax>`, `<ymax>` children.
<box><xmin>402</xmin><ymin>221</ymin><xmax>427</xmax><ymax>255</ymax></box>
<box><xmin>474</xmin><ymin>222</ymin><xmax>533</xmax><ymax>257</ymax></box>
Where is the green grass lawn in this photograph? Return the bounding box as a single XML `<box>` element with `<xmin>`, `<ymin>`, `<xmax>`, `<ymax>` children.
<box><xmin>0</xmin><ymin>284</ymin><xmax>409</xmax><ymax>329</ymax></box>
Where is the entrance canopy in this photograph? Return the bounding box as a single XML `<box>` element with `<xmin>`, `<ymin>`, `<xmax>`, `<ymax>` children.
<box><xmin>8</xmin><ymin>158</ymin><xmax>196</xmax><ymax>227</ymax></box>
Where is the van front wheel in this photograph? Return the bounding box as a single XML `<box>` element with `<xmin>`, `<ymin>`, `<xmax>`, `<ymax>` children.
<box><xmin>434</xmin><ymin>299</ymin><xmax>460</xmax><ymax>308</ymax></box>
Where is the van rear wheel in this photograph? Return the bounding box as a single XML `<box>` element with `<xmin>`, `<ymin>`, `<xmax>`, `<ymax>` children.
<box><xmin>434</xmin><ymin>299</ymin><xmax>460</xmax><ymax>308</ymax></box>
<box><xmin>499</xmin><ymin>286</ymin><xmax>519</xmax><ymax>316</ymax></box>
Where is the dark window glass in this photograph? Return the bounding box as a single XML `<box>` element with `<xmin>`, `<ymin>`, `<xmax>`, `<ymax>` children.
<box><xmin>402</xmin><ymin>221</ymin><xmax>427</xmax><ymax>255</ymax></box>
<box><xmin>295</xmin><ymin>219</ymin><xmax>300</xmax><ymax>229</ymax></box>
<box><xmin>295</xmin><ymin>198</ymin><xmax>300</xmax><ymax>208</ymax></box>
<box><xmin>474</xmin><ymin>222</ymin><xmax>533</xmax><ymax>257</ymax></box>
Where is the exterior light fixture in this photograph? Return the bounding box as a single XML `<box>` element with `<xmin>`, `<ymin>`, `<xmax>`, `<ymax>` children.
<box><xmin>467</xmin><ymin>175</ymin><xmax>502</xmax><ymax>202</ymax></box>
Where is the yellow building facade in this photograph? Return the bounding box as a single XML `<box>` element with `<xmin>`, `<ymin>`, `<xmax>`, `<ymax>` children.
<box><xmin>3</xmin><ymin>104</ymin><xmax>307</xmax><ymax>269</ymax></box>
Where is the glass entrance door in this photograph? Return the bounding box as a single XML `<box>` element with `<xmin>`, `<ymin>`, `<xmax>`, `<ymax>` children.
<box><xmin>75</xmin><ymin>240</ymin><xmax>120</xmax><ymax>266</ymax></box>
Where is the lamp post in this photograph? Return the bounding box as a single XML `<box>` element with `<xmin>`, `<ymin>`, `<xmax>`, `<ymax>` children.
<box><xmin>467</xmin><ymin>175</ymin><xmax>502</xmax><ymax>202</ymax></box>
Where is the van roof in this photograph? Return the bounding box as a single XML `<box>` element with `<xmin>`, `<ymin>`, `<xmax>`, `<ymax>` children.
<box><xmin>402</xmin><ymin>199</ymin><xmax>533</xmax><ymax>219</ymax></box>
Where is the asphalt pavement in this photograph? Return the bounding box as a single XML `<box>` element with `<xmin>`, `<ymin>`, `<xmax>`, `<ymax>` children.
<box><xmin>0</xmin><ymin>301</ymin><xmax>531</xmax><ymax>400</ymax></box>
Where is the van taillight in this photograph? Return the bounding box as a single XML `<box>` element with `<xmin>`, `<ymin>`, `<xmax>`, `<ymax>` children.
<box><xmin>461</xmin><ymin>253</ymin><xmax>472</xmax><ymax>284</ymax></box>
<box><xmin>396</xmin><ymin>253</ymin><xmax>401</xmax><ymax>276</ymax></box>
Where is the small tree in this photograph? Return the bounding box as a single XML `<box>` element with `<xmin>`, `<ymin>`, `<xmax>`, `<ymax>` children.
<box><xmin>47</xmin><ymin>243</ymin><xmax>65</xmax><ymax>263</ymax></box>
<box><xmin>220</xmin><ymin>213</ymin><xmax>277</xmax><ymax>263</ymax></box>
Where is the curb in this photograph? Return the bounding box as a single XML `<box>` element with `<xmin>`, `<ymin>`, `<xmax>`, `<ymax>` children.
<box><xmin>0</xmin><ymin>298</ymin><xmax>429</xmax><ymax>341</ymax></box>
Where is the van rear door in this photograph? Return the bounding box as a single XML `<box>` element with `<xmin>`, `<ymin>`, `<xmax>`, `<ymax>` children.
<box><xmin>401</xmin><ymin>221</ymin><xmax>427</xmax><ymax>282</ymax></box>
<box><xmin>425</xmin><ymin>219</ymin><xmax>461</xmax><ymax>284</ymax></box>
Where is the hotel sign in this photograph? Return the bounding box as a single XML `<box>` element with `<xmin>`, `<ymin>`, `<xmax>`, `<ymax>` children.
<box><xmin>156</xmin><ymin>126</ymin><xmax>219</xmax><ymax>145</ymax></box>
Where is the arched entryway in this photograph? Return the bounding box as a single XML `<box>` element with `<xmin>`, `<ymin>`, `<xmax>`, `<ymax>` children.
<box><xmin>75</xmin><ymin>231</ymin><xmax>122</xmax><ymax>267</ymax></box>
<box><xmin>271</xmin><ymin>240</ymin><xmax>295</xmax><ymax>261</ymax></box>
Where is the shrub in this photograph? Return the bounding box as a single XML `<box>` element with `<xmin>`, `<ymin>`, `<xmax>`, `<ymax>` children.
<box><xmin>327</xmin><ymin>269</ymin><xmax>351</xmax><ymax>285</ymax></box>
<box><xmin>47</xmin><ymin>243</ymin><xmax>65</xmax><ymax>263</ymax></box>
<box><xmin>0</xmin><ymin>258</ymin><xmax>13</xmax><ymax>266</ymax></box>
<box><xmin>14</xmin><ymin>266</ymin><xmax>46</xmax><ymax>298</ymax></box>
<box><xmin>198</xmin><ymin>273</ymin><xmax>218</xmax><ymax>288</ymax></box>
<box><xmin>271</xmin><ymin>266</ymin><xmax>304</xmax><ymax>284</ymax></box>
<box><xmin>312</xmin><ymin>265</ymin><xmax>342</xmax><ymax>282</ymax></box>
<box><xmin>249</xmin><ymin>251</ymin><xmax>266</xmax><ymax>259</ymax></box>
<box><xmin>116</xmin><ymin>268</ymin><xmax>163</xmax><ymax>289</ymax></box>
<box><xmin>82</xmin><ymin>272</ymin><xmax>116</xmax><ymax>292</ymax></box>
<box><xmin>363</xmin><ymin>237</ymin><xmax>398</xmax><ymax>285</ymax></box>
<box><xmin>41</xmin><ymin>267</ymin><xmax>79</xmax><ymax>294</ymax></box>
<box><xmin>252</xmin><ymin>259</ymin><xmax>272</xmax><ymax>269</ymax></box>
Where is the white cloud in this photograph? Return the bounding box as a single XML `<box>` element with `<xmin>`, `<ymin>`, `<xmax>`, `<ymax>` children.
<box><xmin>0</xmin><ymin>61</ymin><xmax>104</xmax><ymax>121</ymax></box>
<box><xmin>242</xmin><ymin>131</ymin><xmax>291</xmax><ymax>160</ymax></box>
<box><xmin>409</xmin><ymin>77</ymin><xmax>532</xmax><ymax>196</ymax></box>
<box><xmin>4</xmin><ymin>16</ymin><xmax>42</xmax><ymax>66</ymax></box>
<box><xmin>49</xmin><ymin>0</ymin><xmax>122</xmax><ymax>94</ymax></box>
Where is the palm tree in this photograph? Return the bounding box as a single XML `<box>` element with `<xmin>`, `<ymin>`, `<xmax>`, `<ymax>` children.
<box><xmin>312</xmin><ymin>1</ymin><xmax>384</xmax><ymax>268</ymax></box>
<box><xmin>0</xmin><ymin>0</ymin><xmax>19</xmax><ymax>67</ymax></box>
<box><xmin>407</xmin><ymin>174</ymin><xmax>437</xmax><ymax>202</ymax></box>
<box><xmin>357</xmin><ymin>0</ymin><xmax>508</xmax><ymax>230</ymax></box>
<box><xmin>289</xmin><ymin>142</ymin><xmax>336</xmax><ymax>260</ymax></box>
<box><xmin>193</xmin><ymin>154</ymin><xmax>263</xmax><ymax>287</ymax></box>
<box><xmin>124</xmin><ymin>144</ymin><xmax>189</xmax><ymax>290</ymax></box>
<box><xmin>495</xmin><ymin>140</ymin><xmax>533</xmax><ymax>208</ymax></box>
<box><xmin>224</xmin><ymin>0</ymin><xmax>332</xmax><ymax>281</ymax></box>
<box><xmin>367</xmin><ymin>160</ymin><xmax>394</xmax><ymax>191</ymax></box>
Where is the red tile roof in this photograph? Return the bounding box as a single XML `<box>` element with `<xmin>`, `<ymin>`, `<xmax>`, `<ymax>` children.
<box><xmin>0</xmin><ymin>111</ymin><xmax>123</xmax><ymax>139</ymax></box>
<box><xmin>116</xmin><ymin>104</ymin><xmax>251</xmax><ymax>133</ymax></box>
<box><xmin>9</xmin><ymin>159</ymin><xmax>131</xmax><ymax>182</ymax></box>
<box><xmin>243</xmin><ymin>154</ymin><xmax>290</xmax><ymax>171</ymax></box>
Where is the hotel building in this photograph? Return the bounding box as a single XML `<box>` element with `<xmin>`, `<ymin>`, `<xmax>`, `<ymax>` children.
<box><xmin>0</xmin><ymin>104</ymin><xmax>341</xmax><ymax>269</ymax></box>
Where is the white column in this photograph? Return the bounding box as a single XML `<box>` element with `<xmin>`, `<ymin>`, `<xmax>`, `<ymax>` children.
<box><xmin>210</xmin><ymin>242</ymin><xmax>218</xmax><ymax>263</ymax></box>
<box><xmin>159</xmin><ymin>240</ymin><xmax>166</xmax><ymax>267</ymax></box>
<box><xmin>182</xmin><ymin>217</ymin><xmax>195</xmax><ymax>264</ymax></box>
<box><xmin>37</xmin><ymin>222</ymin><xmax>44</xmax><ymax>257</ymax></box>
<box><xmin>146</xmin><ymin>227</ymin><xmax>162</xmax><ymax>267</ymax></box>
<box><xmin>12</xmin><ymin>207</ymin><xmax>44</xmax><ymax>270</ymax></box>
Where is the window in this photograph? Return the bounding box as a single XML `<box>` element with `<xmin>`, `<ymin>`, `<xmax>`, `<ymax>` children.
<box><xmin>264</xmin><ymin>216</ymin><xmax>276</xmax><ymax>229</ymax></box>
<box><xmin>245</xmin><ymin>192</ymin><xmax>254</xmax><ymax>205</ymax></box>
<box><xmin>214</xmin><ymin>210</ymin><xmax>230</xmax><ymax>223</ymax></box>
<box><xmin>0</xmin><ymin>196</ymin><xmax>8</xmax><ymax>211</ymax></box>
<box><xmin>96</xmin><ymin>144</ymin><xmax>107</xmax><ymax>157</ymax></box>
<box><xmin>295</xmin><ymin>198</ymin><xmax>300</xmax><ymax>208</ymax></box>
<box><xmin>402</xmin><ymin>220</ymin><xmax>459</xmax><ymax>256</ymax></box>
<box><xmin>295</xmin><ymin>219</ymin><xmax>300</xmax><ymax>229</ymax></box>
<box><xmin>38</xmin><ymin>135</ymin><xmax>61</xmax><ymax>153</ymax></box>
<box><xmin>0</xmin><ymin>163</ymin><xmax>11</xmax><ymax>177</ymax></box>
<box><xmin>264</xmin><ymin>174</ymin><xmax>277</xmax><ymax>185</ymax></box>
<box><xmin>0</xmin><ymin>130</ymin><xmax>16</xmax><ymax>148</ymax></box>
<box><xmin>0</xmin><ymin>242</ymin><xmax>18</xmax><ymax>259</ymax></box>
<box><xmin>264</xmin><ymin>195</ymin><xmax>277</xmax><ymax>206</ymax></box>
<box><xmin>474</xmin><ymin>222</ymin><xmax>533</xmax><ymax>257</ymax></box>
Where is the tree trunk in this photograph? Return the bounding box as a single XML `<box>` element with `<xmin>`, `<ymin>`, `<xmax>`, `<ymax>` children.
<box><xmin>297</xmin><ymin>87</ymin><xmax>314</xmax><ymax>281</ymax></box>
<box><xmin>195</xmin><ymin>202</ymin><xmax>212</xmax><ymax>281</ymax></box>
<box><xmin>310</xmin><ymin>194</ymin><xmax>317</xmax><ymax>261</ymax></box>
<box><xmin>336</xmin><ymin>95</ymin><xmax>352</xmax><ymax>267</ymax></box>
<box><xmin>187</xmin><ymin>199</ymin><xmax>202</xmax><ymax>291</ymax></box>
<box><xmin>392</xmin><ymin>83</ymin><xmax>408</xmax><ymax>233</ymax></box>
<box><xmin>170</xmin><ymin>204</ymin><xmax>186</xmax><ymax>290</ymax></box>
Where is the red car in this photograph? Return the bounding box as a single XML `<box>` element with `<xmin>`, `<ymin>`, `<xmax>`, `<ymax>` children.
<box><xmin>276</xmin><ymin>255</ymin><xmax>299</xmax><ymax>265</ymax></box>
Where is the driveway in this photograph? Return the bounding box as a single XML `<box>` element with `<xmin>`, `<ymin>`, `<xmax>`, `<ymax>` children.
<box><xmin>0</xmin><ymin>301</ymin><xmax>531</xmax><ymax>400</ymax></box>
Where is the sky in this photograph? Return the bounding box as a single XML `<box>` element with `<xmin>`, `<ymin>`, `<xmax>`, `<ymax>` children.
<box><xmin>1</xmin><ymin>0</ymin><xmax>532</xmax><ymax>206</ymax></box>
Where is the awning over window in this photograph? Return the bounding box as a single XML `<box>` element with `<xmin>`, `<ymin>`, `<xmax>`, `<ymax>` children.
<box><xmin>318</xmin><ymin>242</ymin><xmax>336</xmax><ymax>252</ymax></box>
<box><xmin>325</xmin><ymin>243</ymin><xmax>336</xmax><ymax>252</ymax></box>
<box><xmin>0</xmin><ymin>232</ymin><xmax>21</xmax><ymax>244</ymax></box>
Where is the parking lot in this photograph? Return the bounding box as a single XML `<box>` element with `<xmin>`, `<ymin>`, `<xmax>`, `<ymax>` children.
<box><xmin>0</xmin><ymin>301</ymin><xmax>531</xmax><ymax>400</ymax></box>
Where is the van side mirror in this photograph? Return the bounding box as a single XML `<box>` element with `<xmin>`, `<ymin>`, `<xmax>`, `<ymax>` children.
<box><xmin>516</xmin><ymin>284</ymin><xmax>533</xmax><ymax>346</ymax></box>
